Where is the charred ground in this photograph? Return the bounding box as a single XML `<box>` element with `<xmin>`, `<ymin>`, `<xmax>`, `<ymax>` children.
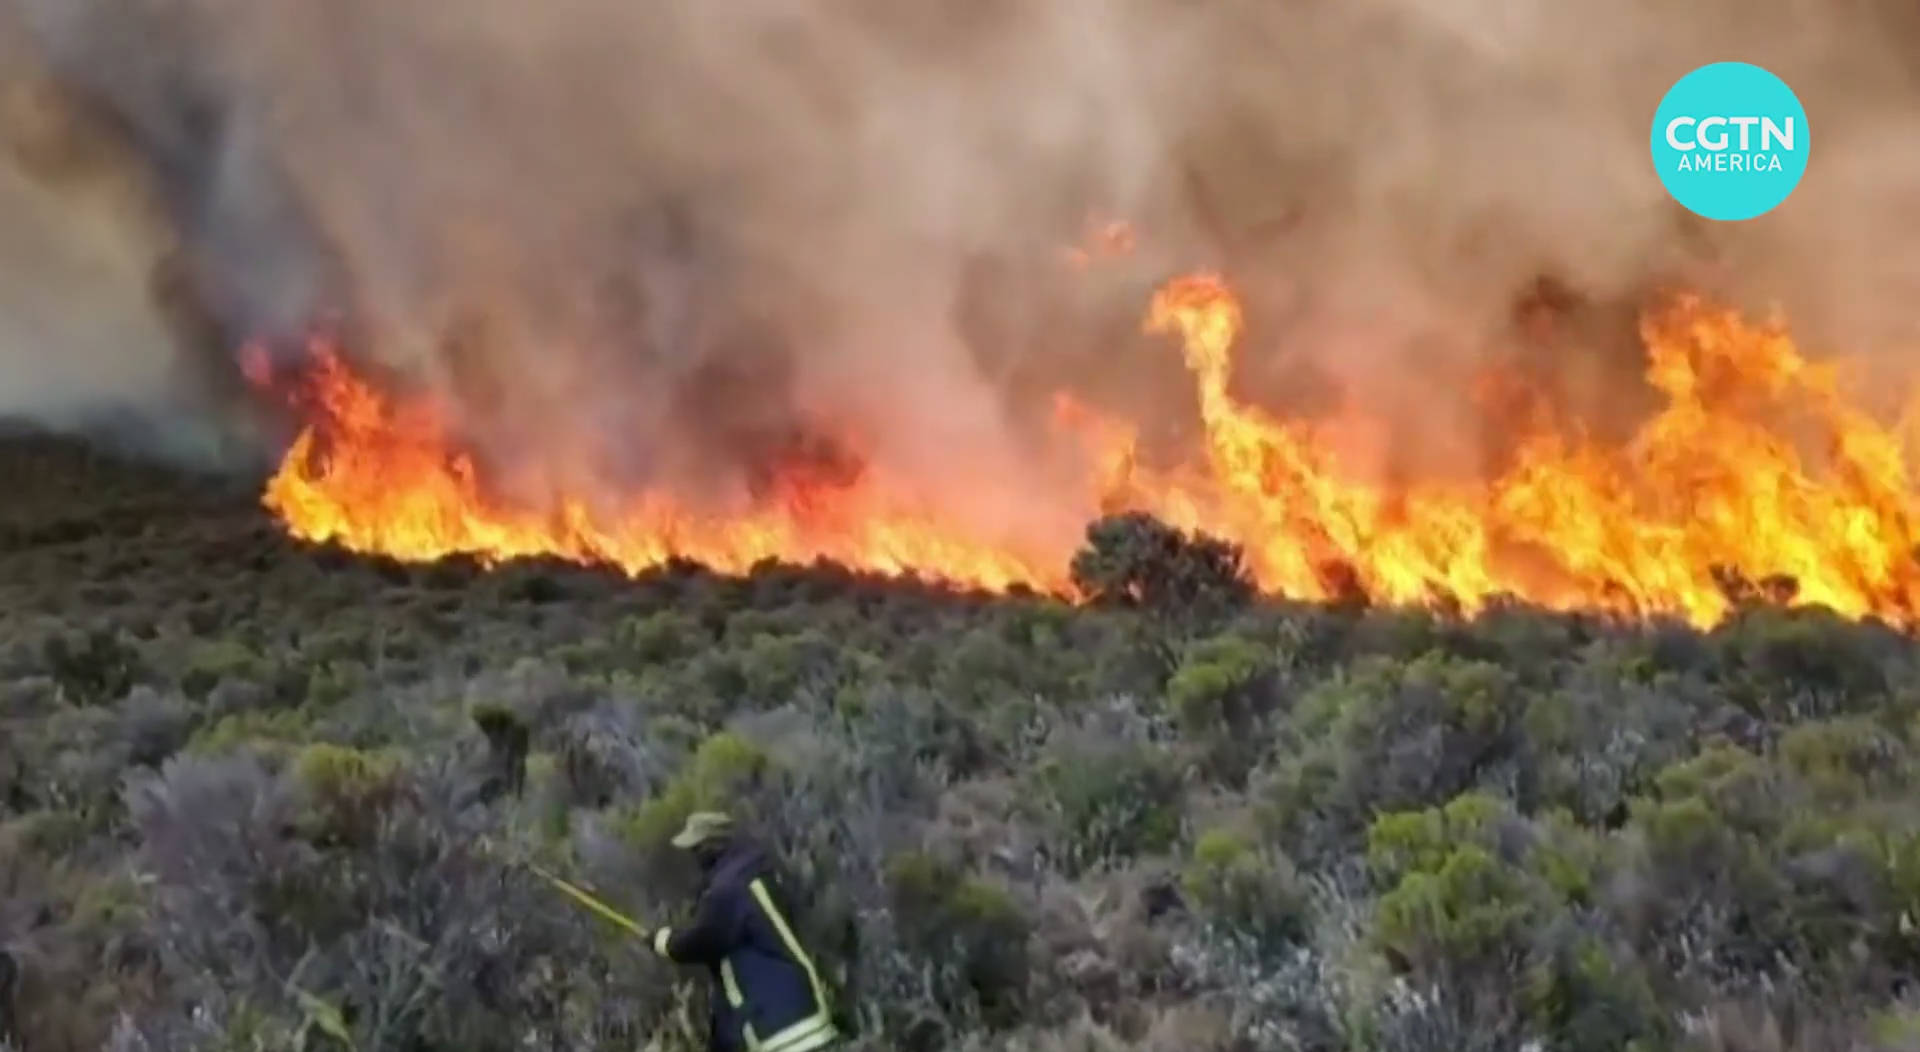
<box><xmin>6</xmin><ymin>429</ymin><xmax>1920</xmax><ymax>1051</ymax></box>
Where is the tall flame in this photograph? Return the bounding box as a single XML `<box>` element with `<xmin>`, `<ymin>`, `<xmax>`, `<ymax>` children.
<box><xmin>247</xmin><ymin>270</ymin><xmax>1920</xmax><ymax>628</ymax></box>
<box><xmin>1113</xmin><ymin>274</ymin><xmax>1920</xmax><ymax>626</ymax></box>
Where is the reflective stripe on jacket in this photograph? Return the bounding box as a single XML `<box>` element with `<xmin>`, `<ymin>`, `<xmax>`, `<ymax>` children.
<box><xmin>653</xmin><ymin>839</ymin><xmax>837</xmax><ymax>1052</ymax></box>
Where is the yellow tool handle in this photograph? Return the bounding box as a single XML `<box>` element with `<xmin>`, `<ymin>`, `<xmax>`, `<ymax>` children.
<box><xmin>527</xmin><ymin>862</ymin><xmax>649</xmax><ymax>937</ymax></box>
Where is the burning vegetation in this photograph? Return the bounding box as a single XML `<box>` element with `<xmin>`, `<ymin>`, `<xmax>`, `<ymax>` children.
<box><xmin>241</xmin><ymin>260</ymin><xmax>1920</xmax><ymax>631</ymax></box>
<box><xmin>11</xmin><ymin>0</ymin><xmax>1920</xmax><ymax>636</ymax></box>
<box><xmin>18</xmin><ymin>2</ymin><xmax>1920</xmax><ymax>1049</ymax></box>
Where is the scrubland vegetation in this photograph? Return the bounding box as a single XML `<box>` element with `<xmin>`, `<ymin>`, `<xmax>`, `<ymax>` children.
<box><xmin>7</xmin><ymin>431</ymin><xmax>1920</xmax><ymax>1051</ymax></box>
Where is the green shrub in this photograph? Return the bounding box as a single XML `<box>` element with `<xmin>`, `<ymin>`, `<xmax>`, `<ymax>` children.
<box><xmin>724</xmin><ymin>606</ymin><xmax>811</xmax><ymax>641</ymax></box>
<box><xmin>187</xmin><ymin>707</ymin><xmax>316</xmax><ymax>757</ymax></box>
<box><xmin>998</xmin><ymin>600</ymin><xmax>1075</xmax><ymax>652</ymax></box>
<box><xmin>1034</xmin><ymin>738</ymin><xmax>1184</xmax><ymax>874</ymax></box>
<box><xmin>302</xmin><ymin>658</ymin><xmax>364</xmax><ymax>708</ymax></box>
<box><xmin>1366</xmin><ymin>790</ymin><xmax>1507</xmax><ymax>885</ymax></box>
<box><xmin>1622</xmin><ymin>753</ymin><xmax>1809</xmax><ymax>981</ymax></box>
<box><xmin>1261</xmin><ymin>653</ymin><xmax>1522</xmax><ymax>863</ymax></box>
<box><xmin>1181</xmin><ymin>825</ymin><xmax>1309</xmax><ymax>947</ymax></box>
<box><xmin>885</xmin><ymin>849</ymin><xmax>1030</xmax><ymax>1024</ymax></box>
<box><xmin>1711</xmin><ymin>606</ymin><xmax>1893</xmax><ymax>718</ymax></box>
<box><xmin>472</xmin><ymin>702</ymin><xmax>531</xmax><ymax>798</ymax></box>
<box><xmin>1869</xmin><ymin>1004</ymin><xmax>1920</xmax><ymax>1046</ymax></box>
<box><xmin>1518</xmin><ymin>658</ymin><xmax>1703</xmax><ymax>824</ymax></box>
<box><xmin>67</xmin><ymin>868</ymin><xmax>147</xmax><ymax>931</ymax></box>
<box><xmin>294</xmin><ymin>742</ymin><xmax>401</xmax><ymax>797</ymax></box>
<box><xmin>1530</xmin><ymin>809</ymin><xmax>1611</xmax><ymax>908</ymax></box>
<box><xmin>1465</xmin><ymin>606</ymin><xmax>1597</xmax><ymax>682</ymax></box>
<box><xmin>1373</xmin><ymin>844</ymin><xmax>1540</xmax><ymax>975</ymax></box>
<box><xmin>1522</xmin><ymin>936</ymin><xmax>1666</xmax><ymax>1052</ymax></box>
<box><xmin>9</xmin><ymin>808</ymin><xmax>92</xmax><ymax>857</ymax></box>
<box><xmin>291</xmin><ymin>742</ymin><xmax>405</xmax><ymax>846</ymax></box>
<box><xmin>616</xmin><ymin>731</ymin><xmax>771</xmax><ymax>851</ymax></box>
<box><xmin>1633</xmin><ymin>796</ymin><xmax>1741</xmax><ymax>867</ymax></box>
<box><xmin>44</xmin><ymin>627</ymin><xmax>146</xmax><ymax>705</ymax></box>
<box><xmin>1648</xmin><ymin>743</ymin><xmax>1791</xmax><ymax>841</ymax></box>
<box><xmin>1165</xmin><ymin>633</ymin><xmax>1278</xmax><ymax>787</ymax></box>
<box><xmin>1366</xmin><ymin>792</ymin><xmax>1564</xmax><ymax>992</ymax></box>
<box><xmin>524</xmin><ymin>750</ymin><xmax>573</xmax><ymax>843</ymax></box>
<box><xmin>1166</xmin><ymin>635</ymin><xmax>1267</xmax><ymax>729</ymax></box>
<box><xmin>736</xmin><ymin>628</ymin><xmax>849</xmax><ymax>705</ymax></box>
<box><xmin>616</xmin><ymin>609</ymin><xmax>707</xmax><ymax>668</ymax></box>
<box><xmin>179</xmin><ymin>638</ymin><xmax>268</xmax><ymax>698</ymax></box>
<box><xmin>687</xmin><ymin>650</ymin><xmax>749</xmax><ymax>707</ymax></box>
<box><xmin>936</xmin><ymin>624</ymin><xmax>1043</xmax><ymax>710</ymax></box>
<box><xmin>1344</xmin><ymin>606</ymin><xmax>1454</xmax><ymax>662</ymax></box>
<box><xmin>550</xmin><ymin>638</ymin><xmax>614</xmax><ymax>677</ymax></box>
<box><xmin>1780</xmin><ymin>717</ymin><xmax>1913</xmax><ymax>806</ymax></box>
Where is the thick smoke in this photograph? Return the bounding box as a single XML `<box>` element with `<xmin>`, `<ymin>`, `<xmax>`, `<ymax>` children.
<box><xmin>5</xmin><ymin>0</ymin><xmax>1920</xmax><ymax>520</ymax></box>
<box><xmin>0</xmin><ymin>17</ymin><xmax>230</xmax><ymax>465</ymax></box>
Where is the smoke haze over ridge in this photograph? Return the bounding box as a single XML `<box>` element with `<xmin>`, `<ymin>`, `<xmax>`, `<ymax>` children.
<box><xmin>3</xmin><ymin>0</ymin><xmax>1920</xmax><ymax>516</ymax></box>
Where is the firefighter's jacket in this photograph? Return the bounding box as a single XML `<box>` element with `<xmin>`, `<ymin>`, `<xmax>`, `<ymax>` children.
<box><xmin>652</xmin><ymin>839</ymin><xmax>838</xmax><ymax>1052</ymax></box>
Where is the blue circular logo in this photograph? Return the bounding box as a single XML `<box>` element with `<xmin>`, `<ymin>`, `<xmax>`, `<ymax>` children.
<box><xmin>1650</xmin><ymin>62</ymin><xmax>1809</xmax><ymax>221</ymax></box>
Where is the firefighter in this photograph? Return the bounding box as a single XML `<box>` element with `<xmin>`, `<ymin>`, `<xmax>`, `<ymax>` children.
<box><xmin>651</xmin><ymin>812</ymin><xmax>839</xmax><ymax>1052</ymax></box>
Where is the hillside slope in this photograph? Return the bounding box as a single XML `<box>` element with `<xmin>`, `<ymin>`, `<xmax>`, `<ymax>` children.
<box><xmin>5</xmin><ymin>431</ymin><xmax>1920</xmax><ymax>1051</ymax></box>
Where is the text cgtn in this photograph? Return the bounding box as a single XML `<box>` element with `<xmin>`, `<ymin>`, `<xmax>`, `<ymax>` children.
<box><xmin>1664</xmin><ymin>116</ymin><xmax>1794</xmax><ymax>172</ymax></box>
<box><xmin>1648</xmin><ymin>62</ymin><xmax>1808</xmax><ymax>219</ymax></box>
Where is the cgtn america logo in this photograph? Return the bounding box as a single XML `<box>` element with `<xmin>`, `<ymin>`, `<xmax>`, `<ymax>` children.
<box><xmin>1649</xmin><ymin>61</ymin><xmax>1811</xmax><ymax>222</ymax></box>
<box><xmin>1664</xmin><ymin>114</ymin><xmax>1796</xmax><ymax>173</ymax></box>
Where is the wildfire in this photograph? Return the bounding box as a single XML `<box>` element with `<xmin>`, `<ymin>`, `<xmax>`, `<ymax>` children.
<box><xmin>245</xmin><ymin>269</ymin><xmax>1920</xmax><ymax>629</ymax></box>
<box><xmin>1118</xmin><ymin>274</ymin><xmax>1920</xmax><ymax>626</ymax></box>
<box><xmin>244</xmin><ymin>340</ymin><xmax>1063</xmax><ymax>592</ymax></box>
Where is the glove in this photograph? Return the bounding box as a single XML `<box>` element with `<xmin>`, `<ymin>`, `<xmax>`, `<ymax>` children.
<box><xmin>651</xmin><ymin>926</ymin><xmax>674</xmax><ymax>958</ymax></box>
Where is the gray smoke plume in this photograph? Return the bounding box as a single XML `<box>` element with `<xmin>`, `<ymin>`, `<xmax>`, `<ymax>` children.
<box><xmin>3</xmin><ymin>0</ymin><xmax>1919</xmax><ymax>535</ymax></box>
<box><xmin>0</xmin><ymin>25</ymin><xmax>197</xmax><ymax>460</ymax></box>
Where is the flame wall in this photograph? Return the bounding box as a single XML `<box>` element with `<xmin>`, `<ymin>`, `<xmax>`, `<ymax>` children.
<box><xmin>5</xmin><ymin>0</ymin><xmax>1920</xmax><ymax>616</ymax></box>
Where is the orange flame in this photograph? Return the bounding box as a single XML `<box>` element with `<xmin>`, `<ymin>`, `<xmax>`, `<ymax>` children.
<box><xmin>249</xmin><ymin>271</ymin><xmax>1920</xmax><ymax>628</ymax></box>
<box><xmin>253</xmin><ymin>340</ymin><xmax>1062</xmax><ymax>593</ymax></box>
<box><xmin>1098</xmin><ymin>273</ymin><xmax>1920</xmax><ymax>626</ymax></box>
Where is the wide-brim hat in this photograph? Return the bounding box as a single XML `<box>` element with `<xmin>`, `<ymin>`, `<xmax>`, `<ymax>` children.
<box><xmin>670</xmin><ymin>811</ymin><xmax>735</xmax><ymax>849</ymax></box>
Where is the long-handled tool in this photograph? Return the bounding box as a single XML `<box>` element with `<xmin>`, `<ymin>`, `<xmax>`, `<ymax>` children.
<box><xmin>525</xmin><ymin>861</ymin><xmax>649</xmax><ymax>938</ymax></box>
<box><xmin>479</xmin><ymin>836</ymin><xmax>650</xmax><ymax>938</ymax></box>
